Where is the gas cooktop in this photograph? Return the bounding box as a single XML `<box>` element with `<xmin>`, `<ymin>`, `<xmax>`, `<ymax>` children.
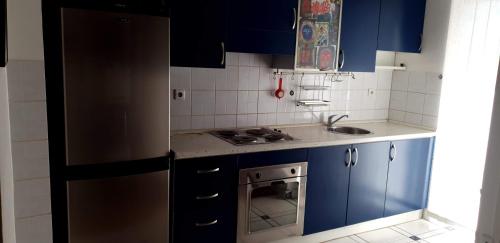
<box><xmin>209</xmin><ymin>128</ymin><xmax>295</xmax><ymax>146</ymax></box>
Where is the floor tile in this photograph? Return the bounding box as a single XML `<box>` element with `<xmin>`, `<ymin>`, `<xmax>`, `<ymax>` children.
<box><xmin>390</xmin><ymin>226</ymin><xmax>412</xmax><ymax>237</ymax></box>
<box><xmin>396</xmin><ymin>220</ymin><xmax>442</xmax><ymax>236</ymax></box>
<box><xmin>324</xmin><ymin>237</ymin><xmax>360</xmax><ymax>243</ymax></box>
<box><xmin>424</xmin><ymin>229</ymin><xmax>475</xmax><ymax>243</ymax></box>
<box><xmin>356</xmin><ymin>228</ymin><xmax>408</xmax><ymax>243</ymax></box>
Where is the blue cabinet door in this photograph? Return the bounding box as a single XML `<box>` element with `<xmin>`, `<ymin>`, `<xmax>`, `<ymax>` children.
<box><xmin>378</xmin><ymin>0</ymin><xmax>426</xmax><ymax>53</ymax></box>
<box><xmin>346</xmin><ymin>142</ymin><xmax>390</xmax><ymax>225</ymax></box>
<box><xmin>304</xmin><ymin>145</ymin><xmax>350</xmax><ymax>235</ymax></box>
<box><xmin>384</xmin><ymin>138</ymin><xmax>434</xmax><ymax>217</ymax></box>
<box><xmin>227</xmin><ymin>0</ymin><xmax>298</xmax><ymax>55</ymax></box>
<box><xmin>171</xmin><ymin>0</ymin><xmax>226</xmax><ymax>68</ymax></box>
<box><xmin>339</xmin><ymin>0</ymin><xmax>381</xmax><ymax>72</ymax></box>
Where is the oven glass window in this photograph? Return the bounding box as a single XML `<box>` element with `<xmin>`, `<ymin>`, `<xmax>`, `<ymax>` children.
<box><xmin>249</xmin><ymin>180</ymin><xmax>299</xmax><ymax>233</ymax></box>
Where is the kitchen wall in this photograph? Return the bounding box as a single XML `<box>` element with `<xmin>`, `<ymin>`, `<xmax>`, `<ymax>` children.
<box><xmin>2</xmin><ymin>0</ymin><xmax>53</xmax><ymax>242</ymax></box>
<box><xmin>171</xmin><ymin>52</ymin><xmax>394</xmax><ymax>131</ymax></box>
<box><xmin>388</xmin><ymin>70</ymin><xmax>442</xmax><ymax>130</ymax></box>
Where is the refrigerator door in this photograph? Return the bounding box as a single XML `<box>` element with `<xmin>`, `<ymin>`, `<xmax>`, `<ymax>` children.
<box><xmin>67</xmin><ymin>170</ymin><xmax>169</xmax><ymax>243</ymax></box>
<box><xmin>61</xmin><ymin>8</ymin><xmax>170</xmax><ymax>166</ymax></box>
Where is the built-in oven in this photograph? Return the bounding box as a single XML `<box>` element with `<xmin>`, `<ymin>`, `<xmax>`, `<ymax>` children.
<box><xmin>237</xmin><ymin>162</ymin><xmax>308</xmax><ymax>243</ymax></box>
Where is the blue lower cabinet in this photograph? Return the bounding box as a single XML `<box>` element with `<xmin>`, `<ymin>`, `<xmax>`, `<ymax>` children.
<box><xmin>384</xmin><ymin>138</ymin><xmax>434</xmax><ymax>216</ymax></box>
<box><xmin>304</xmin><ymin>145</ymin><xmax>350</xmax><ymax>235</ymax></box>
<box><xmin>172</xmin><ymin>155</ymin><xmax>238</xmax><ymax>243</ymax></box>
<box><xmin>346</xmin><ymin>142</ymin><xmax>390</xmax><ymax>225</ymax></box>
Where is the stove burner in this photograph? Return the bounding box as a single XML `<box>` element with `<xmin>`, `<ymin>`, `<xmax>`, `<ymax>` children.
<box><xmin>245</xmin><ymin>129</ymin><xmax>269</xmax><ymax>136</ymax></box>
<box><xmin>264</xmin><ymin>134</ymin><xmax>285</xmax><ymax>142</ymax></box>
<box><xmin>217</xmin><ymin>130</ymin><xmax>238</xmax><ymax>137</ymax></box>
<box><xmin>233</xmin><ymin>136</ymin><xmax>258</xmax><ymax>144</ymax></box>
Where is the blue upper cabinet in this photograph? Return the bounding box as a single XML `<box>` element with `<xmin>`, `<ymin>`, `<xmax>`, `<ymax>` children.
<box><xmin>346</xmin><ymin>142</ymin><xmax>390</xmax><ymax>225</ymax></box>
<box><xmin>227</xmin><ymin>0</ymin><xmax>298</xmax><ymax>55</ymax></box>
<box><xmin>304</xmin><ymin>145</ymin><xmax>350</xmax><ymax>235</ymax></box>
<box><xmin>339</xmin><ymin>0</ymin><xmax>381</xmax><ymax>72</ymax></box>
<box><xmin>171</xmin><ymin>0</ymin><xmax>226</xmax><ymax>68</ymax></box>
<box><xmin>378</xmin><ymin>0</ymin><xmax>427</xmax><ymax>53</ymax></box>
<box><xmin>384</xmin><ymin>138</ymin><xmax>434</xmax><ymax>217</ymax></box>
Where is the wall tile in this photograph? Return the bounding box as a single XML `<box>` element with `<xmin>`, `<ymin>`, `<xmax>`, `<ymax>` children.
<box><xmin>237</xmin><ymin>91</ymin><xmax>258</xmax><ymax>114</ymax></box>
<box><xmin>215</xmin><ymin>91</ymin><xmax>238</xmax><ymax>115</ymax></box>
<box><xmin>14</xmin><ymin>178</ymin><xmax>51</xmax><ymax>218</ymax></box>
<box><xmin>238</xmin><ymin>67</ymin><xmax>259</xmax><ymax>90</ymax></box>
<box><xmin>191</xmin><ymin>68</ymin><xmax>215</xmax><ymax>90</ymax></box>
<box><xmin>215</xmin><ymin>115</ymin><xmax>237</xmax><ymax>128</ymax></box>
<box><xmin>255</xmin><ymin>54</ymin><xmax>272</xmax><ymax>67</ymax></box>
<box><xmin>349</xmin><ymin>75</ymin><xmax>365</xmax><ymax>90</ymax></box>
<box><xmin>192</xmin><ymin>91</ymin><xmax>215</xmax><ymax>115</ymax></box>
<box><xmin>170</xmin><ymin>66</ymin><xmax>191</xmax><ymax>89</ymax></box>
<box><xmin>390</xmin><ymin>91</ymin><xmax>408</xmax><ymax>111</ymax></box>
<box><xmin>237</xmin><ymin>114</ymin><xmax>258</xmax><ymax>128</ymax></box>
<box><xmin>215</xmin><ymin>66</ymin><xmax>238</xmax><ymax>91</ymax></box>
<box><xmin>9</xmin><ymin>102</ymin><xmax>48</xmax><ymax>141</ymax></box>
<box><xmin>377</xmin><ymin>70</ymin><xmax>393</xmax><ymax>90</ymax></box>
<box><xmin>426</xmin><ymin>72</ymin><xmax>443</xmax><ymax>94</ymax></box>
<box><xmin>405</xmin><ymin>112</ymin><xmax>423</xmax><ymax>125</ymax></box>
<box><xmin>257</xmin><ymin>113</ymin><xmax>277</xmax><ymax>126</ymax></box>
<box><xmin>277</xmin><ymin>94</ymin><xmax>297</xmax><ymax>113</ymax></box>
<box><xmin>11</xmin><ymin>141</ymin><xmax>49</xmax><ymax>180</ymax></box>
<box><xmin>258</xmin><ymin>91</ymin><xmax>277</xmax><ymax>113</ymax></box>
<box><xmin>392</xmin><ymin>71</ymin><xmax>410</xmax><ymax>91</ymax></box>
<box><xmin>363</xmin><ymin>72</ymin><xmax>378</xmax><ymax>90</ymax></box>
<box><xmin>258</xmin><ymin>67</ymin><xmax>274</xmax><ymax>91</ymax></box>
<box><xmin>15</xmin><ymin>214</ymin><xmax>53</xmax><ymax>243</ymax></box>
<box><xmin>170</xmin><ymin>90</ymin><xmax>191</xmax><ymax>116</ymax></box>
<box><xmin>171</xmin><ymin>116</ymin><xmax>191</xmax><ymax>131</ymax></box>
<box><xmin>406</xmin><ymin>92</ymin><xmax>426</xmax><ymax>114</ymax></box>
<box><xmin>348</xmin><ymin>90</ymin><xmax>365</xmax><ymax>110</ymax></box>
<box><xmin>276</xmin><ymin>113</ymin><xmax>296</xmax><ymax>125</ymax></box>
<box><xmin>294</xmin><ymin>112</ymin><xmax>313</xmax><ymax>124</ymax></box>
<box><xmin>191</xmin><ymin>116</ymin><xmax>215</xmax><ymax>130</ymax></box>
<box><xmin>7</xmin><ymin>60</ymin><xmax>46</xmax><ymax>102</ymax></box>
<box><xmin>422</xmin><ymin>115</ymin><xmax>438</xmax><ymax>129</ymax></box>
<box><xmin>389</xmin><ymin>109</ymin><xmax>406</xmax><ymax>122</ymax></box>
<box><xmin>423</xmin><ymin>94</ymin><xmax>441</xmax><ymax>116</ymax></box>
<box><xmin>375</xmin><ymin>90</ymin><xmax>391</xmax><ymax>109</ymax></box>
<box><xmin>408</xmin><ymin>72</ymin><xmax>427</xmax><ymax>93</ymax></box>
<box><xmin>373</xmin><ymin>109</ymin><xmax>389</xmax><ymax>120</ymax></box>
<box><xmin>226</xmin><ymin>52</ymin><xmax>239</xmax><ymax>66</ymax></box>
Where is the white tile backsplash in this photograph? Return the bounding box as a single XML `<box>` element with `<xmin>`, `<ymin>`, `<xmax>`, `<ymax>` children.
<box><xmin>215</xmin><ymin>91</ymin><xmax>238</xmax><ymax>115</ymax></box>
<box><xmin>192</xmin><ymin>91</ymin><xmax>216</xmax><ymax>115</ymax></box>
<box><xmin>7</xmin><ymin>61</ymin><xmax>46</xmax><ymax>102</ymax></box>
<box><xmin>191</xmin><ymin>68</ymin><xmax>216</xmax><ymax>90</ymax></box>
<box><xmin>389</xmin><ymin>71</ymin><xmax>442</xmax><ymax>130</ymax></box>
<box><xmin>15</xmin><ymin>214</ymin><xmax>53</xmax><ymax>243</ymax></box>
<box><xmin>172</xmin><ymin>52</ymin><xmax>401</xmax><ymax>131</ymax></box>
<box><xmin>14</xmin><ymin>178</ymin><xmax>51</xmax><ymax>218</ymax></box>
<box><xmin>9</xmin><ymin>101</ymin><xmax>48</xmax><ymax>141</ymax></box>
<box><xmin>11</xmin><ymin>141</ymin><xmax>49</xmax><ymax>180</ymax></box>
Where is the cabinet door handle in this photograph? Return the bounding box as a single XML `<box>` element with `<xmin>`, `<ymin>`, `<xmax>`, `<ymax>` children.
<box><xmin>220</xmin><ymin>42</ymin><xmax>225</xmax><ymax>66</ymax></box>
<box><xmin>351</xmin><ymin>147</ymin><xmax>359</xmax><ymax>167</ymax></box>
<box><xmin>197</xmin><ymin>168</ymin><xmax>220</xmax><ymax>174</ymax></box>
<box><xmin>339</xmin><ymin>49</ymin><xmax>345</xmax><ymax>69</ymax></box>
<box><xmin>195</xmin><ymin>219</ymin><xmax>218</xmax><ymax>227</ymax></box>
<box><xmin>196</xmin><ymin>193</ymin><xmax>219</xmax><ymax>200</ymax></box>
<box><xmin>292</xmin><ymin>8</ymin><xmax>297</xmax><ymax>30</ymax></box>
<box><xmin>390</xmin><ymin>144</ymin><xmax>397</xmax><ymax>162</ymax></box>
<box><xmin>345</xmin><ymin>148</ymin><xmax>352</xmax><ymax>167</ymax></box>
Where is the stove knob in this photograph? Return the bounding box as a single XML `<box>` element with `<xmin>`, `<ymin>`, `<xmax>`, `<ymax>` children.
<box><xmin>291</xmin><ymin>168</ymin><xmax>296</xmax><ymax>174</ymax></box>
<box><xmin>255</xmin><ymin>172</ymin><xmax>261</xmax><ymax>179</ymax></box>
<box><xmin>278</xmin><ymin>130</ymin><xmax>282</xmax><ymax>133</ymax></box>
<box><xmin>274</xmin><ymin>129</ymin><xmax>278</xmax><ymax>132</ymax></box>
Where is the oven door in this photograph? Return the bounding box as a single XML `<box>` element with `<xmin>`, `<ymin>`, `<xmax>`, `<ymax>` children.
<box><xmin>237</xmin><ymin>176</ymin><xmax>307</xmax><ymax>243</ymax></box>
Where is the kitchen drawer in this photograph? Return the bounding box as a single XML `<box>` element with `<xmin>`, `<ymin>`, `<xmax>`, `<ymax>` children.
<box><xmin>174</xmin><ymin>208</ymin><xmax>236</xmax><ymax>243</ymax></box>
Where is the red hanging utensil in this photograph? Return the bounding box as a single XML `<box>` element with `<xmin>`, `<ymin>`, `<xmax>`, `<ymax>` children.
<box><xmin>275</xmin><ymin>75</ymin><xmax>285</xmax><ymax>99</ymax></box>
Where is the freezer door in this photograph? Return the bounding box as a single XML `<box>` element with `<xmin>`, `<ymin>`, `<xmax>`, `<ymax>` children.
<box><xmin>67</xmin><ymin>171</ymin><xmax>169</xmax><ymax>243</ymax></box>
<box><xmin>61</xmin><ymin>8</ymin><xmax>170</xmax><ymax>166</ymax></box>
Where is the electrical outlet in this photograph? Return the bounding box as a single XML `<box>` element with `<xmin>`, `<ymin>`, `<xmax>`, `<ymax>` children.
<box><xmin>173</xmin><ymin>89</ymin><xmax>186</xmax><ymax>100</ymax></box>
<box><xmin>368</xmin><ymin>89</ymin><xmax>376</xmax><ymax>96</ymax></box>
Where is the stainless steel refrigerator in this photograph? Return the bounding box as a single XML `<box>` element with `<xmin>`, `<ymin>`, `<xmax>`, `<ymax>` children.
<box><xmin>61</xmin><ymin>8</ymin><xmax>170</xmax><ymax>243</ymax></box>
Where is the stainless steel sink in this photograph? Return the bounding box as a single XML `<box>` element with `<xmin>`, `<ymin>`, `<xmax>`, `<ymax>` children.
<box><xmin>328</xmin><ymin>126</ymin><xmax>371</xmax><ymax>135</ymax></box>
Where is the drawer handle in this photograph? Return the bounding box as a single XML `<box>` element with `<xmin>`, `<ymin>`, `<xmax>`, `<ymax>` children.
<box><xmin>195</xmin><ymin>219</ymin><xmax>218</xmax><ymax>227</ymax></box>
<box><xmin>196</xmin><ymin>193</ymin><xmax>219</xmax><ymax>200</ymax></box>
<box><xmin>197</xmin><ymin>168</ymin><xmax>220</xmax><ymax>174</ymax></box>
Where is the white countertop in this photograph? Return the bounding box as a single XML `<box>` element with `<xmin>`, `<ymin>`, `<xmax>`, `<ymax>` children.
<box><xmin>171</xmin><ymin>122</ymin><xmax>436</xmax><ymax>160</ymax></box>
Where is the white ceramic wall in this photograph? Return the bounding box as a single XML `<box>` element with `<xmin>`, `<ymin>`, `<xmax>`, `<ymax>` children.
<box><xmin>171</xmin><ymin>52</ymin><xmax>394</xmax><ymax>131</ymax></box>
<box><xmin>2</xmin><ymin>0</ymin><xmax>53</xmax><ymax>242</ymax></box>
<box><xmin>388</xmin><ymin>71</ymin><xmax>442</xmax><ymax>130</ymax></box>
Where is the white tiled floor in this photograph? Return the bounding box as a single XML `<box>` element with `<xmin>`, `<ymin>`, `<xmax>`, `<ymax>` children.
<box><xmin>323</xmin><ymin>219</ymin><xmax>475</xmax><ymax>243</ymax></box>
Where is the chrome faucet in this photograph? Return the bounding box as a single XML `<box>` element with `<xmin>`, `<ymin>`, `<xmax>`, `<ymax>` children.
<box><xmin>327</xmin><ymin>114</ymin><xmax>349</xmax><ymax>128</ymax></box>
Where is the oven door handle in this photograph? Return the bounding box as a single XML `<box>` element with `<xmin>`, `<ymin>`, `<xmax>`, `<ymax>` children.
<box><xmin>247</xmin><ymin>177</ymin><xmax>302</xmax><ymax>189</ymax></box>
